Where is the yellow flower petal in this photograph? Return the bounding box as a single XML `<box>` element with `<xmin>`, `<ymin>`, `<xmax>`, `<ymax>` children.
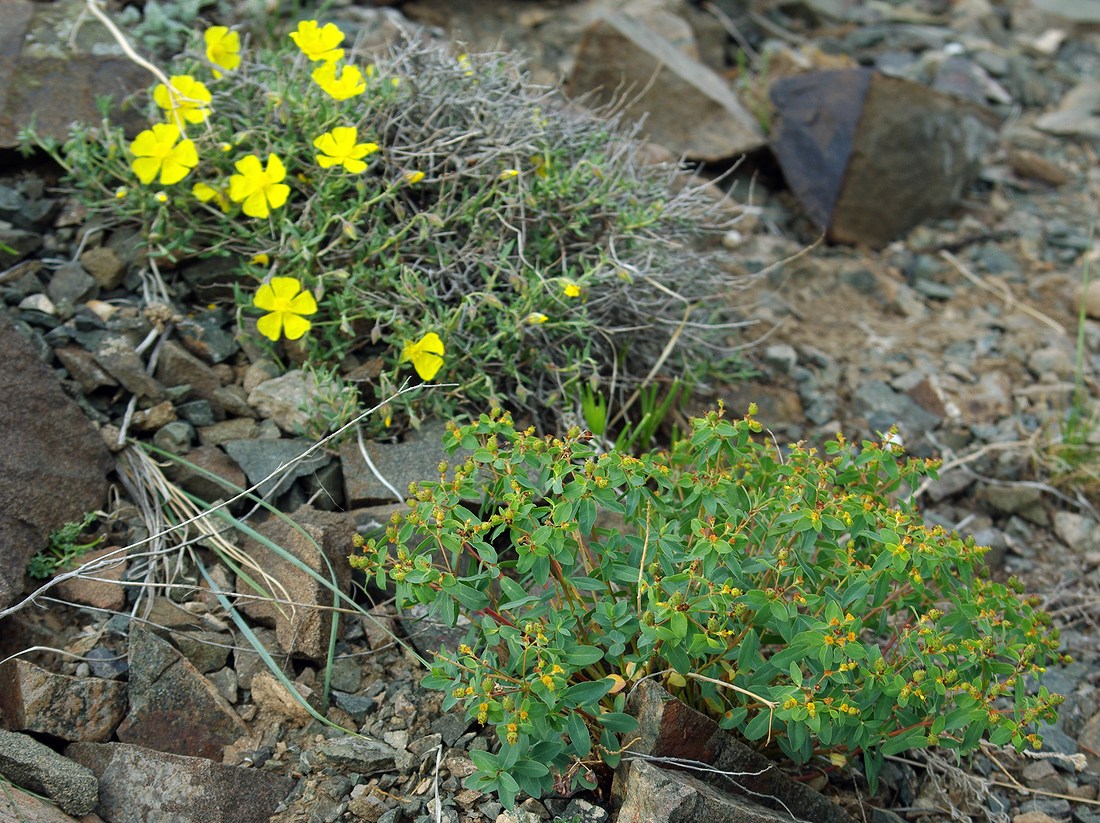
<box><xmin>288</xmin><ymin>290</ymin><xmax>318</xmax><ymax>315</ymax></box>
<box><xmin>401</xmin><ymin>332</ymin><xmax>445</xmax><ymax>381</ymax></box>
<box><xmin>255</xmin><ymin>312</ymin><xmax>283</xmax><ymax>341</ymax></box>
<box><xmin>282</xmin><ymin>313</ymin><xmax>312</xmax><ymax>340</ymax></box>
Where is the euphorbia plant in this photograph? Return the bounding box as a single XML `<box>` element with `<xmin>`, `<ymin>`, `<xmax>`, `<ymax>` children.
<box><xmin>351</xmin><ymin>404</ymin><xmax>1065</xmax><ymax>804</ymax></box>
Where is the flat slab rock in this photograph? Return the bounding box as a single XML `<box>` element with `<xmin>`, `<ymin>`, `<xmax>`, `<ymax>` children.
<box><xmin>66</xmin><ymin>741</ymin><xmax>295</xmax><ymax>823</ymax></box>
<box><xmin>0</xmin><ymin>659</ymin><xmax>126</xmax><ymax>744</ymax></box>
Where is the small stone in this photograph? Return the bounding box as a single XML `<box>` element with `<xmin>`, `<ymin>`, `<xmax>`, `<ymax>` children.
<box><xmin>54</xmin><ymin>545</ymin><xmax>127</xmax><ymax>611</ymax></box>
<box><xmin>762</xmin><ymin>344</ymin><xmax>798</xmax><ymax>375</ymax></box>
<box><xmin>164</xmin><ymin>445</ymin><xmax>247</xmax><ymax>507</ymax></box>
<box><xmin>18</xmin><ymin>293</ymin><xmax>55</xmax><ymax>314</ymax></box>
<box><xmin>1053</xmin><ymin>511</ymin><xmax>1100</xmax><ymax>552</ymax></box>
<box><xmin>93</xmin><ymin>333</ymin><xmax>163</xmax><ymax>401</ymax></box>
<box><xmin>54</xmin><ymin>345</ymin><xmax>118</xmax><ymax>393</ymax></box>
<box><xmin>152</xmin><ymin>421</ymin><xmax>194</xmax><ymax>455</ymax></box>
<box><xmin>246</xmin><ymin>369</ymin><xmax>315</xmax><ymax>434</ymax></box>
<box><xmin>250</xmin><ymin>670</ymin><xmax>317</xmax><ymax>721</ymax></box>
<box><xmin>197</xmin><ymin>417</ymin><xmax>261</xmax><ymax>446</ymax></box>
<box><xmin>207</xmin><ymin>667</ymin><xmax>238</xmax><ymax>704</ymax></box>
<box><xmin>1084</xmin><ymin>279</ymin><xmax>1100</xmax><ymax>321</ymax></box>
<box><xmin>47</xmin><ymin>262</ymin><xmax>98</xmax><ymax>307</ymax></box>
<box><xmin>224</xmin><ymin>438</ymin><xmax>332</xmax><ymax>500</ymax></box>
<box><xmin>155</xmin><ymin>340</ymin><xmax>226</xmax><ymax>419</ymax></box>
<box><xmin>79</xmin><ymin>246</ymin><xmax>124</xmax><ymax>289</ymax></box>
<box><xmin>310</xmin><ymin>736</ymin><xmax>398</xmax><ymax>774</ymax></box>
<box><xmin>176</xmin><ymin>399</ymin><xmax>215</xmax><ymax>427</ymax></box>
<box><xmin>130</xmin><ymin>400</ymin><xmax>177</xmax><ymax>432</ymax></box>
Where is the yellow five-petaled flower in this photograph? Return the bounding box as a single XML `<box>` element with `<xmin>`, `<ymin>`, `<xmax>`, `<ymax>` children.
<box><xmin>153</xmin><ymin>75</ymin><xmax>211</xmax><ymax>126</ymax></box>
<box><xmin>252</xmin><ymin>277</ymin><xmax>317</xmax><ymax>341</ymax></box>
<box><xmin>129</xmin><ymin>123</ymin><xmax>198</xmax><ymax>185</ymax></box>
<box><xmin>229</xmin><ymin>154</ymin><xmax>290</xmax><ymax>219</ymax></box>
<box><xmin>311</xmin><ymin>62</ymin><xmax>366</xmax><ymax>100</ymax></box>
<box><xmin>289</xmin><ymin>20</ymin><xmax>345</xmax><ymax>63</ymax></box>
<box><xmin>204</xmin><ymin>26</ymin><xmax>241</xmax><ymax>78</ymax></box>
<box><xmin>313</xmin><ymin>127</ymin><xmax>379</xmax><ymax>173</ymax></box>
<box><xmin>401</xmin><ymin>332</ymin><xmax>445</xmax><ymax>380</ymax></box>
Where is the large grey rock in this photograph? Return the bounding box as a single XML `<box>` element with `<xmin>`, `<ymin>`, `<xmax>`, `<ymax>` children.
<box><xmin>620</xmin><ymin>681</ymin><xmax>856</xmax><ymax>823</ymax></box>
<box><xmin>236</xmin><ymin>505</ymin><xmax>355</xmax><ymax>659</ymax></box>
<box><xmin>115</xmin><ymin>626</ymin><xmax>247</xmax><ymax>760</ymax></box>
<box><xmin>0</xmin><ymin>728</ymin><xmax>98</xmax><ymax>815</ymax></box>
<box><xmin>617</xmin><ymin>758</ymin><xmax>794</xmax><ymax>823</ymax></box>
<box><xmin>223</xmin><ymin>437</ymin><xmax>331</xmax><ymax>499</ymax></box>
<box><xmin>0</xmin><ymin>0</ymin><xmax>148</xmax><ymax>148</ymax></box>
<box><xmin>0</xmin><ymin>314</ymin><xmax>114</xmax><ymax>610</ymax></box>
<box><xmin>569</xmin><ymin>12</ymin><xmax>765</xmax><ymax>161</ymax></box>
<box><xmin>340</xmin><ymin>419</ymin><xmax>456</xmax><ymax>506</ymax></box>
<box><xmin>0</xmin><ymin>781</ymin><xmax>93</xmax><ymax>823</ymax></box>
<box><xmin>66</xmin><ymin>741</ymin><xmax>295</xmax><ymax>823</ymax></box>
<box><xmin>246</xmin><ymin>369</ymin><xmax>316</xmax><ymax>434</ymax></box>
<box><xmin>0</xmin><ymin>659</ymin><xmax>126</xmax><ymax>743</ymax></box>
<box><xmin>769</xmin><ymin>68</ymin><xmax>998</xmax><ymax>247</ymax></box>
<box><xmin>155</xmin><ymin>339</ymin><xmax>228</xmax><ymax>420</ymax></box>
<box><xmin>1036</xmin><ymin>82</ymin><xmax>1100</xmax><ymax>140</ymax></box>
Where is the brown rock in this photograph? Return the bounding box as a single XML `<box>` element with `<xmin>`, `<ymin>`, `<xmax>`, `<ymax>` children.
<box><xmin>155</xmin><ymin>340</ymin><xmax>226</xmax><ymax>419</ymax></box>
<box><xmin>54</xmin><ymin>346</ymin><xmax>118</xmax><ymax>394</ymax></box>
<box><xmin>0</xmin><ymin>659</ymin><xmax>125</xmax><ymax>742</ymax></box>
<box><xmin>0</xmin><ymin>782</ymin><xmax>105</xmax><ymax>822</ymax></box>
<box><xmin>54</xmin><ymin>546</ymin><xmax>127</xmax><ymax>611</ymax></box>
<box><xmin>79</xmin><ymin>247</ymin><xmax>125</xmax><ymax>290</ymax></box>
<box><xmin>769</xmin><ymin>68</ymin><xmax>998</xmax><ymax>247</ymax></box>
<box><xmin>165</xmin><ymin>445</ymin><xmax>248</xmax><ymax>507</ymax></box>
<box><xmin>237</xmin><ymin>505</ymin><xmax>355</xmax><ymax>658</ymax></box>
<box><xmin>115</xmin><ymin>626</ymin><xmax>247</xmax><ymax>760</ymax></box>
<box><xmin>129</xmin><ymin>401</ymin><xmax>177</xmax><ymax>433</ymax></box>
<box><xmin>0</xmin><ymin>316</ymin><xmax>114</xmax><ymax>611</ymax></box>
<box><xmin>1084</xmin><ymin>279</ymin><xmax>1100</xmax><ymax>321</ymax></box>
<box><xmin>249</xmin><ymin>671</ymin><xmax>318</xmax><ymax>722</ymax></box>
<box><xmin>569</xmin><ymin>13</ymin><xmax>765</xmax><ymax>161</ymax></box>
<box><xmin>66</xmin><ymin>741</ymin><xmax>294</xmax><ymax>823</ymax></box>
<box><xmin>620</xmin><ymin>681</ymin><xmax>855</xmax><ymax>823</ymax></box>
<box><xmin>0</xmin><ymin>0</ymin><xmax>148</xmax><ymax>148</ymax></box>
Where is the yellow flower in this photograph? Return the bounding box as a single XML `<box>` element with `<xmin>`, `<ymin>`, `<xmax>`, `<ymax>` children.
<box><xmin>114</xmin><ymin>187</ymin><xmax>127</xmax><ymax>199</ymax></box>
<box><xmin>499</xmin><ymin>169</ymin><xmax>519</xmax><ymax>181</ymax></box>
<box><xmin>252</xmin><ymin>277</ymin><xmax>317</xmax><ymax>341</ymax></box>
<box><xmin>229</xmin><ymin>154</ymin><xmax>290</xmax><ymax>219</ymax></box>
<box><xmin>251</xmin><ymin>253</ymin><xmax>270</xmax><ymax>266</ymax></box>
<box><xmin>401</xmin><ymin>332</ymin><xmax>445</xmax><ymax>380</ymax></box>
<box><xmin>289</xmin><ymin>20</ymin><xmax>345</xmax><ymax>63</ymax></box>
<box><xmin>562</xmin><ymin>279</ymin><xmax>581</xmax><ymax>298</ymax></box>
<box><xmin>313</xmin><ymin>126</ymin><xmax>379</xmax><ymax>173</ymax></box>
<box><xmin>311</xmin><ymin>61</ymin><xmax>364</xmax><ymax>100</ymax></box>
<box><xmin>525</xmin><ymin>312</ymin><xmax>548</xmax><ymax>324</ymax></box>
<box><xmin>192</xmin><ymin>181</ymin><xmax>230</xmax><ymax>212</ymax></box>
<box><xmin>154</xmin><ymin>192</ymin><xmax>168</xmax><ymax>204</ymax></box>
<box><xmin>457</xmin><ymin>53</ymin><xmax>474</xmax><ymax>76</ymax></box>
<box><xmin>129</xmin><ymin>123</ymin><xmax>198</xmax><ymax>185</ymax></box>
<box><xmin>153</xmin><ymin>75</ymin><xmax>211</xmax><ymax>125</ymax></box>
<box><xmin>402</xmin><ymin>170</ymin><xmax>425</xmax><ymax>185</ymax></box>
<box><xmin>204</xmin><ymin>26</ymin><xmax>240</xmax><ymax>77</ymax></box>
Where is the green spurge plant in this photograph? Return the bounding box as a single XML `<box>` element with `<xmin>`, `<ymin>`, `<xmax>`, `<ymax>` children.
<box><xmin>45</xmin><ymin>16</ymin><xmax>749</xmax><ymax>430</ymax></box>
<box><xmin>350</xmin><ymin>404</ymin><xmax>1065</xmax><ymax>804</ymax></box>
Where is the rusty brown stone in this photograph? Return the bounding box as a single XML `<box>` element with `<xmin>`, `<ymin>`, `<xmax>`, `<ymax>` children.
<box><xmin>54</xmin><ymin>546</ymin><xmax>128</xmax><ymax>612</ymax></box>
<box><xmin>0</xmin><ymin>659</ymin><xmax>126</xmax><ymax>743</ymax></box>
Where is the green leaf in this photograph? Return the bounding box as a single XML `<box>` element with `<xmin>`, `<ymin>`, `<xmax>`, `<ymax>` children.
<box><xmin>563</xmin><ymin>678</ymin><xmax>615</xmax><ymax>706</ymax></box>
<box><xmin>513</xmin><ymin>759</ymin><xmax>550</xmax><ymax>778</ymax></box>
<box><xmin>597</xmin><ymin>712</ymin><xmax>638</xmax><ymax>732</ymax></box>
<box><xmin>468</xmin><ymin>749</ymin><xmax>499</xmax><ymax>773</ymax></box>
<box><xmin>564</xmin><ymin>645</ymin><xmax>604</xmax><ymax>666</ymax></box>
<box><xmin>566</xmin><ymin>712</ymin><xmax>591</xmax><ymax>757</ymax></box>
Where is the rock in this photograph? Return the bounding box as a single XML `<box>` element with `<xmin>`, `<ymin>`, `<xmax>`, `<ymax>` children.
<box><xmin>1084</xmin><ymin>279</ymin><xmax>1100</xmax><ymax>321</ymax></box>
<box><xmin>1052</xmin><ymin>511</ymin><xmax>1100</xmax><ymax>552</ymax></box>
<box><xmin>223</xmin><ymin>437</ymin><xmax>332</xmax><ymax>500</ymax></box>
<box><xmin>19</xmin><ymin>293</ymin><xmax>55</xmax><ymax>315</ymax></box>
<box><xmin>198</xmin><ymin>417</ymin><xmax>263</xmax><ymax>446</ymax></box>
<box><xmin>46</xmin><ymin>262</ymin><xmax>98</xmax><ymax>307</ymax></box>
<box><xmin>177</xmin><ymin>313</ymin><xmax>238</xmax><ymax>365</ymax></box>
<box><xmin>246</xmin><ymin>369</ymin><xmax>316</xmax><ymax>435</ymax></box>
<box><xmin>769</xmin><ymin>68</ymin><xmax>997</xmax><ymax>247</ymax></box>
<box><xmin>851</xmin><ymin>379</ymin><xmax>943</xmax><ymax>439</ymax></box>
<box><xmin>54</xmin><ymin>346</ymin><xmax>119</xmax><ymax>393</ymax></box>
<box><xmin>0</xmin><ymin>0</ymin><xmax>148</xmax><ymax>148</ymax></box>
<box><xmin>66</xmin><ymin>741</ymin><xmax>295</xmax><ymax>823</ymax></box>
<box><xmin>0</xmin><ymin>780</ymin><xmax>97</xmax><ymax>823</ymax></box>
<box><xmin>115</xmin><ymin>626</ymin><xmax>248</xmax><ymax>760</ymax></box>
<box><xmin>155</xmin><ymin>340</ymin><xmax>228</xmax><ymax>420</ymax></box>
<box><xmin>130</xmin><ymin>400</ymin><xmax>178</xmax><ymax>432</ymax></box>
<box><xmin>0</xmin><ymin>314</ymin><xmax>114</xmax><ymax>610</ymax></box>
<box><xmin>165</xmin><ymin>445</ymin><xmax>248</xmax><ymax>506</ymax></box>
<box><xmin>92</xmin><ymin>333</ymin><xmax>163</xmax><ymax>402</ymax></box>
<box><xmin>170</xmin><ymin>630</ymin><xmax>232</xmax><ymax>674</ymax></box>
<box><xmin>0</xmin><ymin>659</ymin><xmax>126</xmax><ymax>742</ymax></box>
<box><xmin>249</xmin><ymin>670</ymin><xmax>318</xmax><ymax>721</ymax></box>
<box><xmin>340</xmin><ymin>419</ymin><xmax>457</xmax><ymax>506</ymax></box>
<box><xmin>0</xmin><ymin>728</ymin><xmax>98</xmax><ymax>815</ymax></box>
<box><xmin>621</xmin><ymin>680</ymin><xmax>855</xmax><ymax>823</ymax></box>
<box><xmin>1012</xmin><ymin>812</ymin><xmax>1062</xmax><ymax>823</ymax></box>
<box><xmin>617</xmin><ymin>758</ymin><xmax>796</xmax><ymax>823</ymax></box>
<box><xmin>305</xmin><ymin>736</ymin><xmax>398</xmax><ymax>774</ymax></box>
<box><xmin>152</xmin><ymin>421</ymin><xmax>194</xmax><ymax>454</ymax></box>
<box><xmin>1031</xmin><ymin>0</ymin><xmax>1100</xmax><ymax>22</ymax></box>
<box><xmin>1036</xmin><ymin>82</ymin><xmax>1100</xmax><ymax>139</ymax></box>
<box><xmin>569</xmin><ymin>13</ymin><xmax>766</xmax><ymax>162</ymax></box>
<box><xmin>54</xmin><ymin>545</ymin><xmax>128</xmax><ymax>612</ymax></box>
<box><xmin>79</xmin><ymin>247</ymin><xmax>125</xmax><ymax>290</ymax></box>
<box><xmin>236</xmin><ymin>505</ymin><xmax>355</xmax><ymax>658</ymax></box>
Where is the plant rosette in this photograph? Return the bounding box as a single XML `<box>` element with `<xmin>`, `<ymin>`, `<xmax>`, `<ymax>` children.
<box><xmin>47</xmin><ymin>18</ymin><xmax>750</xmax><ymax>431</ymax></box>
<box><xmin>351</xmin><ymin>404</ymin><xmax>1066</xmax><ymax>805</ymax></box>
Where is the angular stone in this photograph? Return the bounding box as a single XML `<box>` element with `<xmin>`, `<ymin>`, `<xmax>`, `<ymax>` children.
<box><xmin>79</xmin><ymin>247</ymin><xmax>125</xmax><ymax>290</ymax></box>
<box><xmin>569</xmin><ymin>13</ymin><xmax>765</xmax><ymax>162</ymax></box>
<box><xmin>165</xmin><ymin>445</ymin><xmax>248</xmax><ymax>507</ymax></box>
<box><xmin>246</xmin><ymin>369</ymin><xmax>316</xmax><ymax>435</ymax></box>
<box><xmin>249</xmin><ymin>671</ymin><xmax>317</xmax><ymax>722</ymax></box>
<box><xmin>0</xmin><ymin>728</ymin><xmax>98</xmax><ymax>815</ymax></box>
<box><xmin>46</xmin><ymin>262</ymin><xmax>98</xmax><ymax>307</ymax></box>
<box><xmin>116</xmin><ymin>626</ymin><xmax>247</xmax><ymax>760</ymax></box>
<box><xmin>769</xmin><ymin>68</ymin><xmax>997</xmax><ymax>247</ymax></box>
<box><xmin>0</xmin><ymin>659</ymin><xmax>125</xmax><ymax>743</ymax></box>
<box><xmin>54</xmin><ymin>346</ymin><xmax>118</xmax><ymax>393</ymax></box>
<box><xmin>92</xmin><ymin>333</ymin><xmax>164</xmax><ymax>402</ymax></box>
<box><xmin>305</xmin><ymin>735</ymin><xmax>397</xmax><ymax>774</ymax></box>
<box><xmin>617</xmin><ymin>758</ymin><xmax>793</xmax><ymax>823</ymax></box>
<box><xmin>54</xmin><ymin>545</ymin><xmax>128</xmax><ymax>612</ymax></box>
<box><xmin>223</xmin><ymin>438</ymin><xmax>332</xmax><ymax>500</ymax></box>
<box><xmin>155</xmin><ymin>340</ymin><xmax>227</xmax><ymax>420</ymax></box>
<box><xmin>66</xmin><ymin>741</ymin><xmax>295</xmax><ymax>823</ymax></box>
<box><xmin>340</xmin><ymin>420</ymin><xmax>455</xmax><ymax>506</ymax></box>
<box><xmin>621</xmin><ymin>681</ymin><xmax>855</xmax><ymax>823</ymax></box>
<box><xmin>0</xmin><ymin>781</ymin><xmax>96</xmax><ymax>823</ymax></box>
<box><xmin>0</xmin><ymin>314</ymin><xmax>113</xmax><ymax>610</ymax></box>
<box><xmin>236</xmin><ymin>505</ymin><xmax>355</xmax><ymax>658</ymax></box>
